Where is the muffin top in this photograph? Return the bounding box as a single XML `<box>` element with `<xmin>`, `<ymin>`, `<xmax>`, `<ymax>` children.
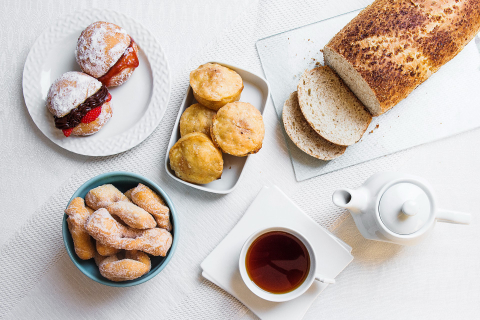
<box><xmin>179</xmin><ymin>103</ymin><xmax>216</xmax><ymax>137</ymax></box>
<box><xmin>189</xmin><ymin>63</ymin><xmax>243</xmax><ymax>102</ymax></box>
<box><xmin>169</xmin><ymin>132</ymin><xmax>223</xmax><ymax>184</ymax></box>
<box><xmin>211</xmin><ymin>102</ymin><xmax>265</xmax><ymax>157</ymax></box>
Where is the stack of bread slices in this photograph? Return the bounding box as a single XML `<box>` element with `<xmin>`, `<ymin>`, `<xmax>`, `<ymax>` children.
<box><xmin>282</xmin><ymin>0</ymin><xmax>480</xmax><ymax>161</ymax></box>
<box><xmin>282</xmin><ymin>66</ymin><xmax>372</xmax><ymax>160</ymax></box>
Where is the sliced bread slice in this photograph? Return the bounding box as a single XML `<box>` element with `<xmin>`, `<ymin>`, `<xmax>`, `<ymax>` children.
<box><xmin>282</xmin><ymin>91</ymin><xmax>347</xmax><ymax>160</ymax></box>
<box><xmin>297</xmin><ymin>66</ymin><xmax>372</xmax><ymax>146</ymax></box>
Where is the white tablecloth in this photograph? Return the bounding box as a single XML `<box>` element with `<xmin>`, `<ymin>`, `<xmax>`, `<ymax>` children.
<box><xmin>1</xmin><ymin>0</ymin><xmax>479</xmax><ymax>319</ymax></box>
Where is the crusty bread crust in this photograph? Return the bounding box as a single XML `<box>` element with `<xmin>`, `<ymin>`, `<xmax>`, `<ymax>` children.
<box><xmin>325</xmin><ymin>0</ymin><xmax>480</xmax><ymax>116</ymax></box>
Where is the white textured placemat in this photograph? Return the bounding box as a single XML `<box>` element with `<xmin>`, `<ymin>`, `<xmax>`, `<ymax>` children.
<box><xmin>0</xmin><ymin>1</ymin><xmax>411</xmax><ymax>319</ymax></box>
<box><xmin>8</xmin><ymin>0</ymin><xmax>472</xmax><ymax>319</ymax></box>
<box><xmin>257</xmin><ymin>10</ymin><xmax>480</xmax><ymax>182</ymax></box>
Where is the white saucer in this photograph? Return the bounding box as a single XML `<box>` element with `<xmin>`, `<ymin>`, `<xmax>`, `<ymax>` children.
<box><xmin>23</xmin><ymin>10</ymin><xmax>171</xmax><ymax>156</ymax></box>
<box><xmin>201</xmin><ymin>186</ymin><xmax>353</xmax><ymax>320</ymax></box>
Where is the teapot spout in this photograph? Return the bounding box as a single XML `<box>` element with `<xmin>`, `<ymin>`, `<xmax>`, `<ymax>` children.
<box><xmin>332</xmin><ymin>188</ymin><xmax>369</xmax><ymax>215</ymax></box>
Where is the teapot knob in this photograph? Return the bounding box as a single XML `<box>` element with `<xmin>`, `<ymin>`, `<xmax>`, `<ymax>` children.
<box><xmin>401</xmin><ymin>200</ymin><xmax>419</xmax><ymax>216</ymax></box>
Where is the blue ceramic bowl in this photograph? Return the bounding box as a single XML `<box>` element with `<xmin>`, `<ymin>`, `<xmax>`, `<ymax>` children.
<box><xmin>62</xmin><ymin>171</ymin><xmax>179</xmax><ymax>287</ymax></box>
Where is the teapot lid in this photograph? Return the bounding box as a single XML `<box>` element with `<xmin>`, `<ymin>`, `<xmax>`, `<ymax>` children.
<box><xmin>378</xmin><ymin>182</ymin><xmax>432</xmax><ymax>235</ymax></box>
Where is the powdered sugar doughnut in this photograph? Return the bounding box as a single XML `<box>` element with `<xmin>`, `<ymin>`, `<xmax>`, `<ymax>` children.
<box><xmin>85</xmin><ymin>184</ymin><xmax>130</xmax><ymax>210</ymax></box>
<box><xmin>106</xmin><ymin>201</ymin><xmax>156</xmax><ymax>229</ymax></box>
<box><xmin>124</xmin><ymin>188</ymin><xmax>134</xmax><ymax>200</ymax></box>
<box><xmin>94</xmin><ymin>250</ymin><xmax>106</xmax><ymax>266</ymax></box>
<box><xmin>47</xmin><ymin>72</ymin><xmax>101</xmax><ymax>117</ymax></box>
<box><xmin>96</xmin><ymin>240</ymin><xmax>120</xmax><ymax>257</ymax></box>
<box><xmin>85</xmin><ymin>208</ymin><xmax>173</xmax><ymax>256</ymax></box>
<box><xmin>65</xmin><ymin>197</ymin><xmax>95</xmax><ymax>260</ymax></box>
<box><xmin>99</xmin><ymin>250</ymin><xmax>151</xmax><ymax>282</ymax></box>
<box><xmin>46</xmin><ymin>71</ymin><xmax>113</xmax><ymax>137</ymax></box>
<box><xmin>76</xmin><ymin>21</ymin><xmax>139</xmax><ymax>87</ymax></box>
<box><xmin>130</xmin><ymin>183</ymin><xmax>172</xmax><ymax>231</ymax></box>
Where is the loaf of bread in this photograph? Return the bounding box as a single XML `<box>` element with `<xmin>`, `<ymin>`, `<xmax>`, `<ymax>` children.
<box><xmin>324</xmin><ymin>0</ymin><xmax>480</xmax><ymax>116</ymax></box>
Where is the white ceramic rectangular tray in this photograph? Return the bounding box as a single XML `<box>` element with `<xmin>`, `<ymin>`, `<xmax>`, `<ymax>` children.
<box><xmin>165</xmin><ymin>62</ymin><xmax>270</xmax><ymax>194</ymax></box>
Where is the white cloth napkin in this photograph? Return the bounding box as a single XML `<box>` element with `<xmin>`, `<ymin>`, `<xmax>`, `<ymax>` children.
<box><xmin>201</xmin><ymin>186</ymin><xmax>353</xmax><ymax>320</ymax></box>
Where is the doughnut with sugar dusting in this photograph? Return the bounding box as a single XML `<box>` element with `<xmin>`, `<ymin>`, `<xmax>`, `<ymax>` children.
<box><xmin>130</xmin><ymin>183</ymin><xmax>172</xmax><ymax>231</ymax></box>
<box><xmin>65</xmin><ymin>197</ymin><xmax>96</xmax><ymax>260</ymax></box>
<box><xmin>106</xmin><ymin>201</ymin><xmax>156</xmax><ymax>229</ymax></box>
<box><xmin>94</xmin><ymin>250</ymin><xmax>107</xmax><ymax>266</ymax></box>
<box><xmin>85</xmin><ymin>184</ymin><xmax>130</xmax><ymax>210</ymax></box>
<box><xmin>99</xmin><ymin>250</ymin><xmax>151</xmax><ymax>282</ymax></box>
<box><xmin>96</xmin><ymin>240</ymin><xmax>120</xmax><ymax>257</ymax></box>
<box><xmin>85</xmin><ymin>208</ymin><xmax>172</xmax><ymax>256</ymax></box>
<box><xmin>46</xmin><ymin>71</ymin><xmax>113</xmax><ymax>137</ymax></box>
<box><xmin>124</xmin><ymin>188</ymin><xmax>133</xmax><ymax>200</ymax></box>
<box><xmin>76</xmin><ymin>21</ymin><xmax>139</xmax><ymax>87</ymax></box>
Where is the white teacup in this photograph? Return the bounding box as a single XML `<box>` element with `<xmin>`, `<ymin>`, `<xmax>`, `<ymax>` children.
<box><xmin>238</xmin><ymin>227</ymin><xmax>336</xmax><ymax>302</ymax></box>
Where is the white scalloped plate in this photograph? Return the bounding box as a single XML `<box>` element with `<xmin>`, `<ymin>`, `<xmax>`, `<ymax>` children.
<box><xmin>23</xmin><ymin>10</ymin><xmax>170</xmax><ymax>156</ymax></box>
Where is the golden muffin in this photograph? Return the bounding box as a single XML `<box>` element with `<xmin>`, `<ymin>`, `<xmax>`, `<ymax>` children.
<box><xmin>189</xmin><ymin>63</ymin><xmax>243</xmax><ymax>111</ymax></box>
<box><xmin>180</xmin><ymin>103</ymin><xmax>216</xmax><ymax>137</ymax></box>
<box><xmin>169</xmin><ymin>132</ymin><xmax>223</xmax><ymax>184</ymax></box>
<box><xmin>210</xmin><ymin>102</ymin><xmax>264</xmax><ymax>157</ymax></box>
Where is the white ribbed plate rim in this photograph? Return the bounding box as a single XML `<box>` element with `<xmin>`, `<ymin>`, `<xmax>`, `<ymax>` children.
<box><xmin>22</xmin><ymin>9</ymin><xmax>171</xmax><ymax>156</ymax></box>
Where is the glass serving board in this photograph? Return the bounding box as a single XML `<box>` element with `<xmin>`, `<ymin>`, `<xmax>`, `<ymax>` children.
<box><xmin>256</xmin><ymin>9</ymin><xmax>480</xmax><ymax>182</ymax></box>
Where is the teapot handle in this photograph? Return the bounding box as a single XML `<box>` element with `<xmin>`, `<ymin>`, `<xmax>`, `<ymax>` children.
<box><xmin>436</xmin><ymin>209</ymin><xmax>472</xmax><ymax>225</ymax></box>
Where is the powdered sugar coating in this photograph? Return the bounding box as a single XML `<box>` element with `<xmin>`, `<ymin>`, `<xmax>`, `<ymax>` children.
<box><xmin>76</xmin><ymin>21</ymin><xmax>130</xmax><ymax>78</ymax></box>
<box><xmin>99</xmin><ymin>251</ymin><xmax>151</xmax><ymax>282</ymax></box>
<box><xmin>85</xmin><ymin>208</ymin><xmax>173</xmax><ymax>256</ymax></box>
<box><xmin>65</xmin><ymin>197</ymin><xmax>95</xmax><ymax>260</ymax></box>
<box><xmin>85</xmin><ymin>184</ymin><xmax>129</xmax><ymax>210</ymax></box>
<box><xmin>130</xmin><ymin>183</ymin><xmax>171</xmax><ymax>231</ymax></box>
<box><xmin>106</xmin><ymin>201</ymin><xmax>156</xmax><ymax>229</ymax></box>
<box><xmin>46</xmin><ymin>71</ymin><xmax>102</xmax><ymax>118</ymax></box>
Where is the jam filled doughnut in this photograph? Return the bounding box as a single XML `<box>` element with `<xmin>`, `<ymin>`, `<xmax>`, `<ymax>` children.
<box><xmin>85</xmin><ymin>184</ymin><xmax>130</xmax><ymax>210</ymax></box>
<box><xmin>76</xmin><ymin>21</ymin><xmax>139</xmax><ymax>87</ymax></box>
<box><xmin>130</xmin><ymin>183</ymin><xmax>172</xmax><ymax>231</ymax></box>
<box><xmin>47</xmin><ymin>72</ymin><xmax>113</xmax><ymax>137</ymax></box>
<box><xmin>85</xmin><ymin>208</ymin><xmax>173</xmax><ymax>256</ymax></box>
<box><xmin>96</xmin><ymin>240</ymin><xmax>120</xmax><ymax>257</ymax></box>
<box><xmin>106</xmin><ymin>201</ymin><xmax>156</xmax><ymax>229</ymax></box>
<box><xmin>99</xmin><ymin>250</ymin><xmax>151</xmax><ymax>282</ymax></box>
<box><xmin>65</xmin><ymin>197</ymin><xmax>95</xmax><ymax>260</ymax></box>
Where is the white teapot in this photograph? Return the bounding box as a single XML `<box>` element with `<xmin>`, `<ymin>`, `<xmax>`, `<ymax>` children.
<box><xmin>332</xmin><ymin>172</ymin><xmax>471</xmax><ymax>245</ymax></box>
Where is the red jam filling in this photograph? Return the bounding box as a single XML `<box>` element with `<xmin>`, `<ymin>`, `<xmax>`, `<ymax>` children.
<box><xmin>98</xmin><ymin>39</ymin><xmax>139</xmax><ymax>87</ymax></box>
